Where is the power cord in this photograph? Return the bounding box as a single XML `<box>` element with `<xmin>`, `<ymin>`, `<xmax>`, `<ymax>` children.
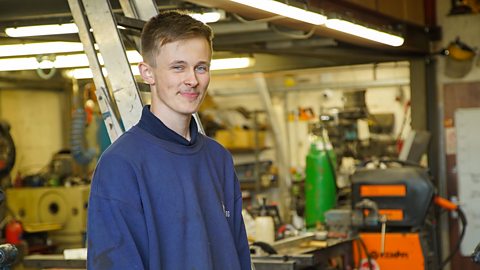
<box><xmin>355</xmin><ymin>236</ymin><xmax>373</xmax><ymax>270</ymax></box>
<box><xmin>438</xmin><ymin>207</ymin><xmax>467</xmax><ymax>270</ymax></box>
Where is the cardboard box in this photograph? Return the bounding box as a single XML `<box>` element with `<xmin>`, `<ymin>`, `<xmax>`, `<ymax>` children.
<box><xmin>215</xmin><ymin>129</ymin><xmax>266</xmax><ymax>149</ymax></box>
<box><xmin>215</xmin><ymin>129</ymin><xmax>233</xmax><ymax>148</ymax></box>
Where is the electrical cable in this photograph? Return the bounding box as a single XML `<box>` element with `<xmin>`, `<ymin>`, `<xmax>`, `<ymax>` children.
<box><xmin>232</xmin><ymin>12</ymin><xmax>318</xmax><ymax>39</ymax></box>
<box><xmin>231</xmin><ymin>12</ymin><xmax>285</xmax><ymax>23</ymax></box>
<box><xmin>355</xmin><ymin>235</ymin><xmax>363</xmax><ymax>269</ymax></box>
<box><xmin>438</xmin><ymin>207</ymin><xmax>467</xmax><ymax>270</ymax></box>
<box><xmin>356</xmin><ymin>236</ymin><xmax>373</xmax><ymax>270</ymax></box>
<box><xmin>270</xmin><ymin>24</ymin><xmax>317</xmax><ymax>39</ymax></box>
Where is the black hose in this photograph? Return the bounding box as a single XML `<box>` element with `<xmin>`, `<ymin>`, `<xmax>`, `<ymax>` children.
<box><xmin>471</xmin><ymin>241</ymin><xmax>480</xmax><ymax>264</ymax></box>
<box><xmin>356</xmin><ymin>236</ymin><xmax>373</xmax><ymax>270</ymax></box>
<box><xmin>355</xmin><ymin>236</ymin><xmax>363</xmax><ymax>269</ymax></box>
<box><xmin>251</xmin><ymin>241</ymin><xmax>277</xmax><ymax>255</ymax></box>
<box><xmin>438</xmin><ymin>207</ymin><xmax>467</xmax><ymax>270</ymax></box>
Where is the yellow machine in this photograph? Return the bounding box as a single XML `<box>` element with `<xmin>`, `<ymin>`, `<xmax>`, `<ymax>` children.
<box><xmin>6</xmin><ymin>185</ymin><xmax>90</xmax><ymax>250</ymax></box>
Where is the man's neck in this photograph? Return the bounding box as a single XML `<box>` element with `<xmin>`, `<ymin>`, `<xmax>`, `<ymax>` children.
<box><xmin>150</xmin><ymin>105</ymin><xmax>191</xmax><ymax>141</ymax></box>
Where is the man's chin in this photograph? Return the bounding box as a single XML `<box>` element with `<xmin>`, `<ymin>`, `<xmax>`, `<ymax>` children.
<box><xmin>180</xmin><ymin>108</ymin><xmax>199</xmax><ymax>116</ymax></box>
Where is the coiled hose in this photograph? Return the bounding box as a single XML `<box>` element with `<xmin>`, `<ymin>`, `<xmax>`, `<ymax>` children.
<box><xmin>71</xmin><ymin>109</ymin><xmax>96</xmax><ymax>165</ymax></box>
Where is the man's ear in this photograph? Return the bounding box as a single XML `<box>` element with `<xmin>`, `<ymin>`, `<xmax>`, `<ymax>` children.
<box><xmin>138</xmin><ymin>62</ymin><xmax>155</xmax><ymax>85</ymax></box>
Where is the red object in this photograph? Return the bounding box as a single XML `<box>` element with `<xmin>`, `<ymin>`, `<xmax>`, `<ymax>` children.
<box><xmin>85</xmin><ymin>105</ymin><xmax>94</xmax><ymax>125</ymax></box>
<box><xmin>5</xmin><ymin>220</ymin><xmax>23</xmax><ymax>245</ymax></box>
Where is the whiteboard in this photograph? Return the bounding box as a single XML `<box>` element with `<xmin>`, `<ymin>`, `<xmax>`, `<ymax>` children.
<box><xmin>455</xmin><ymin>108</ymin><xmax>480</xmax><ymax>255</ymax></box>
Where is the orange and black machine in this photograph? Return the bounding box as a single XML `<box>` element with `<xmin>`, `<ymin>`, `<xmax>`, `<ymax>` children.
<box><xmin>350</xmin><ymin>163</ymin><xmax>463</xmax><ymax>270</ymax></box>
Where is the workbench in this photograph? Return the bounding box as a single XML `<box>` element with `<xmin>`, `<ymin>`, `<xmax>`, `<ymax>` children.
<box><xmin>23</xmin><ymin>234</ymin><xmax>353</xmax><ymax>270</ymax></box>
<box><xmin>252</xmin><ymin>233</ymin><xmax>354</xmax><ymax>270</ymax></box>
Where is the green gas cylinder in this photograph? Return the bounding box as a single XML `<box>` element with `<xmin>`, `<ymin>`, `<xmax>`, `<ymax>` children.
<box><xmin>305</xmin><ymin>135</ymin><xmax>337</xmax><ymax>228</ymax></box>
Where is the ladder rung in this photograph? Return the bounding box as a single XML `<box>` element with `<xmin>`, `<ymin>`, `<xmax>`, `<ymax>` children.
<box><xmin>114</xmin><ymin>14</ymin><xmax>146</xmax><ymax>31</ymax></box>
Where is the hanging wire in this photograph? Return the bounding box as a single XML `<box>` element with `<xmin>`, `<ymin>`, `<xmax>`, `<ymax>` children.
<box><xmin>270</xmin><ymin>24</ymin><xmax>317</xmax><ymax>39</ymax></box>
<box><xmin>231</xmin><ymin>12</ymin><xmax>285</xmax><ymax>23</ymax></box>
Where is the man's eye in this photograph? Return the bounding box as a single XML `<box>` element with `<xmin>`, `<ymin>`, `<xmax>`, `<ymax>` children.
<box><xmin>172</xmin><ymin>65</ymin><xmax>184</xmax><ymax>71</ymax></box>
<box><xmin>195</xmin><ymin>65</ymin><xmax>209</xmax><ymax>73</ymax></box>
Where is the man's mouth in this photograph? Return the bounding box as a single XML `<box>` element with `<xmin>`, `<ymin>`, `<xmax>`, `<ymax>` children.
<box><xmin>179</xmin><ymin>91</ymin><xmax>200</xmax><ymax>100</ymax></box>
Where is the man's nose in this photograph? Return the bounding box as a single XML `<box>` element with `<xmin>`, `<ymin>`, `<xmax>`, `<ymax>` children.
<box><xmin>184</xmin><ymin>69</ymin><xmax>199</xmax><ymax>87</ymax></box>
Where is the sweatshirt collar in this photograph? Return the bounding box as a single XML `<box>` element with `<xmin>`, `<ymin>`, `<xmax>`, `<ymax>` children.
<box><xmin>138</xmin><ymin>105</ymin><xmax>198</xmax><ymax>146</ymax></box>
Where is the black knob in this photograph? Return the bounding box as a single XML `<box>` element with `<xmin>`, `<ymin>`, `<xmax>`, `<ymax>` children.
<box><xmin>0</xmin><ymin>244</ymin><xmax>17</xmax><ymax>266</ymax></box>
<box><xmin>472</xmin><ymin>242</ymin><xmax>480</xmax><ymax>264</ymax></box>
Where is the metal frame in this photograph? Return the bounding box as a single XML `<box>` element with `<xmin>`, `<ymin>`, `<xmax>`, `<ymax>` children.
<box><xmin>68</xmin><ymin>0</ymin><xmax>123</xmax><ymax>142</ymax></box>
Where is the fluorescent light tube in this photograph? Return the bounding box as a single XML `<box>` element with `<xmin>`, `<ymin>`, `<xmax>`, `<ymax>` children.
<box><xmin>67</xmin><ymin>66</ymin><xmax>141</xmax><ymax>79</ymax></box>
<box><xmin>0</xmin><ymin>50</ymin><xmax>142</xmax><ymax>71</ymax></box>
<box><xmin>5</xmin><ymin>10</ymin><xmax>225</xmax><ymax>37</ymax></box>
<box><xmin>325</xmin><ymin>19</ymin><xmax>404</xmax><ymax>47</ymax></box>
<box><xmin>190</xmin><ymin>10</ymin><xmax>225</xmax><ymax>23</ymax></box>
<box><xmin>211</xmin><ymin>57</ymin><xmax>254</xmax><ymax>70</ymax></box>
<box><xmin>230</xmin><ymin>0</ymin><xmax>326</xmax><ymax>25</ymax></box>
<box><xmin>5</xmin><ymin>24</ymin><xmax>79</xmax><ymax>37</ymax></box>
<box><xmin>0</xmin><ymin>42</ymin><xmax>85</xmax><ymax>57</ymax></box>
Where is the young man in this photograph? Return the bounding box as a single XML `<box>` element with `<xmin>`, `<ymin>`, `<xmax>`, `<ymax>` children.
<box><xmin>86</xmin><ymin>10</ymin><xmax>252</xmax><ymax>270</ymax></box>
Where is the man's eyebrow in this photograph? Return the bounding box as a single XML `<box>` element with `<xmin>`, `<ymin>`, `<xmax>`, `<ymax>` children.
<box><xmin>168</xmin><ymin>60</ymin><xmax>210</xmax><ymax>66</ymax></box>
<box><xmin>169</xmin><ymin>60</ymin><xmax>187</xmax><ymax>65</ymax></box>
<box><xmin>197</xmin><ymin>61</ymin><xmax>210</xmax><ymax>66</ymax></box>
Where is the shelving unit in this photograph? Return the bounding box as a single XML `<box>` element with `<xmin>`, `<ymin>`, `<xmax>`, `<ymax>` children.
<box><xmin>208</xmin><ymin>73</ymin><xmax>291</xmax><ymax>218</ymax></box>
<box><xmin>222</xmin><ymin>110</ymin><xmax>275</xmax><ymax>195</ymax></box>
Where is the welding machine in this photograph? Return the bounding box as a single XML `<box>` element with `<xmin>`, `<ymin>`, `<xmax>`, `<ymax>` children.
<box><xmin>351</xmin><ymin>163</ymin><xmax>436</xmax><ymax>270</ymax></box>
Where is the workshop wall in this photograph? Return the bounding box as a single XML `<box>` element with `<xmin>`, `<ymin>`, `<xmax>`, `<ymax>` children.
<box><xmin>436</xmin><ymin>0</ymin><xmax>480</xmax><ymax>268</ymax></box>
<box><xmin>0</xmin><ymin>89</ymin><xmax>65</xmax><ymax>182</ymax></box>
<box><xmin>437</xmin><ymin>3</ymin><xmax>480</xmax><ymax>83</ymax></box>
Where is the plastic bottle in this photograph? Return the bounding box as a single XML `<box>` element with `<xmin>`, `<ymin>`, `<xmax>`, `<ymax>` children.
<box><xmin>254</xmin><ymin>198</ymin><xmax>275</xmax><ymax>243</ymax></box>
<box><xmin>305</xmin><ymin>132</ymin><xmax>337</xmax><ymax>228</ymax></box>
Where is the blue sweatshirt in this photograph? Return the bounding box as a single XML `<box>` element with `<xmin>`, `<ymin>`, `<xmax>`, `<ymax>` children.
<box><xmin>87</xmin><ymin>106</ymin><xmax>251</xmax><ymax>269</ymax></box>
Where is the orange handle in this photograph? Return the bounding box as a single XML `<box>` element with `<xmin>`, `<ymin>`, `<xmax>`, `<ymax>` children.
<box><xmin>434</xmin><ymin>196</ymin><xmax>458</xmax><ymax>211</ymax></box>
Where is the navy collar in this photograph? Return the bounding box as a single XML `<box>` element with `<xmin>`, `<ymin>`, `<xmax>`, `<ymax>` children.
<box><xmin>137</xmin><ymin>105</ymin><xmax>198</xmax><ymax>146</ymax></box>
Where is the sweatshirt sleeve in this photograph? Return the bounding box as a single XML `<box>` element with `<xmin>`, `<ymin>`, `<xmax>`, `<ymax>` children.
<box><xmin>87</xmin><ymin>153</ymin><xmax>148</xmax><ymax>270</ymax></box>
<box><xmin>233</xmin><ymin>176</ymin><xmax>252</xmax><ymax>270</ymax></box>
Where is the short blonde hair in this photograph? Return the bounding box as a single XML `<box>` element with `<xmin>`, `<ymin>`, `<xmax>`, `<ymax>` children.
<box><xmin>141</xmin><ymin>10</ymin><xmax>214</xmax><ymax>66</ymax></box>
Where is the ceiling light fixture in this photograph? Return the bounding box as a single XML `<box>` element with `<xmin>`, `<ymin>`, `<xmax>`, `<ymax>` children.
<box><xmin>211</xmin><ymin>57</ymin><xmax>254</xmax><ymax>70</ymax></box>
<box><xmin>190</xmin><ymin>10</ymin><xmax>226</xmax><ymax>23</ymax></box>
<box><xmin>230</xmin><ymin>0</ymin><xmax>327</xmax><ymax>25</ymax></box>
<box><xmin>0</xmin><ymin>42</ymin><xmax>85</xmax><ymax>57</ymax></box>
<box><xmin>67</xmin><ymin>66</ymin><xmax>140</xmax><ymax>79</ymax></box>
<box><xmin>5</xmin><ymin>10</ymin><xmax>225</xmax><ymax>38</ymax></box>
<box><xmin>325</xmin><ymin>19</ymin><xmax>404</xmax><ymax>47</ymax></box>
<box><xmin>0</xmin><ymin>50</ymin><xmax>142</xmax><ymax>71</ymax></box>
<box><xmin>5</xmin><ymin>23</ymin><xmax>79</xmax><ymax>37</ymax></box>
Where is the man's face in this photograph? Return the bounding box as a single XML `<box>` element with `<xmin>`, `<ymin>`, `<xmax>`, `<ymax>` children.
<box><xmin>142</xmin><ymin>37</ymin><xmax>211</xmax><ymax>119</ymax></box>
